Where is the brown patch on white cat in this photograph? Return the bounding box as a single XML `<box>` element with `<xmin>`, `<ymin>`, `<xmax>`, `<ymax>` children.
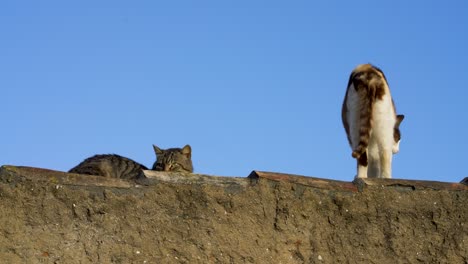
<box><xmin>394</xmin><ymin>115</ymin><xmax>405</xmax><ymax>143</ymax></box>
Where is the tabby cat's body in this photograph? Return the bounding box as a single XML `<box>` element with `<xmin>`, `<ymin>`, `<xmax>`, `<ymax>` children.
<box><xmin>69</xmin><ymin>144</ymin><xmax>193</xmax><ymax>180</ymax></box>
<box><xmin>69</xmin><ymin>154</ymin><xmax>147</xmax><ymax>180</ymax></box>
<box><xmin>342</xmin><ymin>64</ymin><xmax>404</xmax><ymax>178</ymax></box>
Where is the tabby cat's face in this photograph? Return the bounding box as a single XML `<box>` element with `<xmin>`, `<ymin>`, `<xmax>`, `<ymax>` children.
<box><xmin>152</xmin><ymin>144</ymin><xmax>193</xmax><ymax>173</ymax></box>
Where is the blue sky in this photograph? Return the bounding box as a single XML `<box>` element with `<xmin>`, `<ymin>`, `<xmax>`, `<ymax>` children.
<box><xmin>1</xmin><ymin>1</ymin><xmax>467</xmax><ymax>183</ymax></box>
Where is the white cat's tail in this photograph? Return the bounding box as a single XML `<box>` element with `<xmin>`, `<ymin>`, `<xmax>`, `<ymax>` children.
<box><xmin>351</xmin><ymin>67</ymin><xmax>386</xmax><ymax>160</ymax></box>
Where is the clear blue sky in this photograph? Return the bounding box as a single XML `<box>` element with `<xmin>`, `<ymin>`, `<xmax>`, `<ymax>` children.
<box><xmin>1</xmin><ymin>1</ymin><xmax>467</xmax><ymax>183</ymax></box>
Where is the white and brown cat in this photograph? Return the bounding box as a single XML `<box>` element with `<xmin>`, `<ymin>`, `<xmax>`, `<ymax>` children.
<box><xmin>342</xmin><ymin>64</ymin><xmax>404</xmax><ymax>178</ymax></box>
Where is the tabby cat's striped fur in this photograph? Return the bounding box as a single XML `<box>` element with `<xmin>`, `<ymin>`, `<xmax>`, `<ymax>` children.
<box><xmin>69</xmin><ymin>154</ymin><xmax>147</xmax><ymax>180</ymax></box>
<box><xmin>342</xmin><ymin>64</ymin><xmax>404</xmax><ymax>178</ymax></box>
<box><xmin>69</xmin><ymin>144</ymin><xmax>193</xmax><ymax>180</ymax></box>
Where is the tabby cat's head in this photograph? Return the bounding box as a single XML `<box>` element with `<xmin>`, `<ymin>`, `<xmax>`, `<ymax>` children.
<box><xmin>152</xmin><ymin>144</ymin><xmax>193</xmax><ymax>173</ymax></box>
<box><xmin>392</xmin><ymin>115</ymin><xmax>405</xmax><ymax>154</ymax></box>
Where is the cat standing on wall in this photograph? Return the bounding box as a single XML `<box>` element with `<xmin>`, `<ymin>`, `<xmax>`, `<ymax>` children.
<box><xmin>342</xmin><ymin>64</ymin><xmax>404</xmax><ymax>178</ymax></box>
<box><xmin>69</xmin><ymin>144</ymin><xmax>193</xmax><ymax>180</ymax></box>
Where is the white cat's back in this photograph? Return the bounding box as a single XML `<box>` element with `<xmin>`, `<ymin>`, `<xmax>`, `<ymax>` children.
<box><xmin>342</xmin><ymin>64</ymin><xmax>402</xmax><ymax>179</ymax></box>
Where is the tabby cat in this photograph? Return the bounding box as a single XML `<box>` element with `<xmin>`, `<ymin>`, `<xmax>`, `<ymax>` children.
<box><xmin>342</xmin><ymin>64</ymin><xmax>404</xmax><ymax>178</ymax></box>
<box><xmin>69</xmin><ymin>144</ymin><xmax>193</xmax><ymax>180</ymax></box>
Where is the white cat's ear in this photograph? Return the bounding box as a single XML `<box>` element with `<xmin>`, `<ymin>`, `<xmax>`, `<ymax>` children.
<box><xmin>153</xmin><ymin>144</ymin><xmax>163</xmax><ymax>155</ymax></box>
<box><xmin>182</xmin><ymin>144</ymin><xmax>192</xmax><ymax>158</ymax></box>
<box><xmin>396</xmin><ymin>115</ymin><xmax>405</xmax><ymax>127</ymax></box>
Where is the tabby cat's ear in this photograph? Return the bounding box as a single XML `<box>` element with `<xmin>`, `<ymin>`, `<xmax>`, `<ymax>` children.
<box><xmin>396</xmin><ymin>115</ymin><xmax>405</xmax><ymax>128</ymax></box>
<box><xmin>182</xmin><ymin>144</ymin><xmax>192</xmax><ymax>158</ymax></box>
<box><xmin>153</xmin><ymin>144</ymin><xmax>163</xmax><ymax>155</ymax></box>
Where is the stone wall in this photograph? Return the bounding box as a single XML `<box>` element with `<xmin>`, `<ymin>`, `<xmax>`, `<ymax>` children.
<box><xmin>0</xmin><ymin>165</ymin><xmax>467</xmax><ymax>263</ymax></box>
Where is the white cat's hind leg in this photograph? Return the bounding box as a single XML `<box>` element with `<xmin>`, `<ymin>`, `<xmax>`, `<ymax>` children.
<box><xmin>366</xmin><ymin>148</ymin><xmax>381</xmax><ymax>178</ymax></box>
<box><xmin>380</xmin><ymin>149</ymin><xmax>393</xmax><ymax>178</ymax></box>
<box><xmin>356</xmin><ymin>161</ymin><xmax>367</xmax><ymax>178</ymax></box>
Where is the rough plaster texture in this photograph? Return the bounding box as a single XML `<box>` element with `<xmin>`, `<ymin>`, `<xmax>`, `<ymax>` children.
<box><xmin>0</xmin><ymin>166</ymin><xmax>467</xmax><ymax>263</ymax></box>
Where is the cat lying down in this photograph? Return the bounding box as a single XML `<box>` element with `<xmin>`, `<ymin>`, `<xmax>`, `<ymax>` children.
<box><xmin>69</xmin><ymin>145</ymin><xmax>193</xmax><ymax>180</ymax></box>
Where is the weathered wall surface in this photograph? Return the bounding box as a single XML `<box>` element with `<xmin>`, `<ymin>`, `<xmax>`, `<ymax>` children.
<box><xmin>0</xmin><ymin>166</ymin><xmax>467</xmax><ymax>263</ymax></box>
